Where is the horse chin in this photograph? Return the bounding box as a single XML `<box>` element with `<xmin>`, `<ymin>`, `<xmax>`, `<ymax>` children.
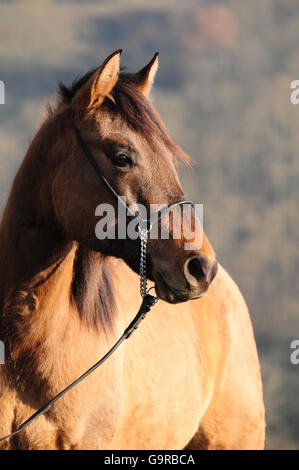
<box><xmin>153</xmin><ymin>271</ymin><xmax>204</xmax><ymax>304</ymax></box>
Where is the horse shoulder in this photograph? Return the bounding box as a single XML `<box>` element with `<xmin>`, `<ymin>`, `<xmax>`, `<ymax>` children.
<box><xmin>187</xmin><ymin>264</ymin><xmax>265</xmax><ymax>449</ymax></box>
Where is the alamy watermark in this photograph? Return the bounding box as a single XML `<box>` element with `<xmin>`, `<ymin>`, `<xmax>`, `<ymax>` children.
<box><xmin>95</xmin><ymin>199</ymin><xmax>204</xmax><ymax>250</ymax></box>
<box><xmin>0</xmin><ymin>81</ymin><xmax>5</xmax><ymax>104</ymax></box>
<box><xmin>290</xmin><ymin>80</ymin><xmax>299</xmax><ymax>104</ymax></box>
<box><xmin>290</xmin><ymin>340</ymin><xmax>299</xmax><ymax>365</ymax></box>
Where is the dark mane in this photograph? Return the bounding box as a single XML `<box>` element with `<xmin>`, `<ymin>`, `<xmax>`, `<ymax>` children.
<box><xmin>57</xmin><ymin>67</ymin><xmax>98</xmax><ymax>102</ymax></box>
<box><xmin>71</xmin><ymin>246</ymin><xmax>117</xmax><ymax>333</ymax></box>
<box><xmin>57</xmin><ymin>68</ymin><xmax>189</xmax><ymax>163</ymax></box>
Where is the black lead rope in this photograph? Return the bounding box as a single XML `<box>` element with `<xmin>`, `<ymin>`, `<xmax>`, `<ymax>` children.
<box><xmin>0</xmin><ymin>294</ymin><xmax>158</xmax><ymax>443</ymax></box>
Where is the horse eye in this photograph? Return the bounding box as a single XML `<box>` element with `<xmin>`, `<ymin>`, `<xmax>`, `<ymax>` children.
<box><xmin>112</xmin><ymin>154</ymin><xmax>132</xmax><ymax>168</ymax></box>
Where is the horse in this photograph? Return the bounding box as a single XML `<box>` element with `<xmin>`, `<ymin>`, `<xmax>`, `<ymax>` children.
<box><xmin>0</xmin><ymin>50</ymin><xmax>265</xmax><ymax>450</ymax></box>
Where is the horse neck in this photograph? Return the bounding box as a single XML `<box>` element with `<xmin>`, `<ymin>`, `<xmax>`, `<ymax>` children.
<box><xmin>1</xmin><ymin>230</ymin><xmax>119</xmax><ymax>387</ymax></box>
<box><xmin>0</xmin><ymin>110</ymin><xmax>69</xmax><ymax>296</ymax></box>
<box><xmin>0</xmin><ymin>127</ymin><xmax>74</xmax><ymax>356</ymax></box>
<box><xmin>0</xmin><ymin>112</ymin><xmax>117</xmax><ymax>355</ymax></box>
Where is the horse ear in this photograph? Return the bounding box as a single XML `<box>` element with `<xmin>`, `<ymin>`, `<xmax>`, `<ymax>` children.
<box><xmin>90</xmin><ymin>50</ymin><xmax>122</xmax><ymax>106</ymax></box>
<box><xmin>73</xmin><ymin>50</ymin><xmax>122</xmax><ymax>110</ymax></box>
<box><xmin>134</xmin><ymin>53</ymin><xmax>159</xmax><ymax>97</ymax></box>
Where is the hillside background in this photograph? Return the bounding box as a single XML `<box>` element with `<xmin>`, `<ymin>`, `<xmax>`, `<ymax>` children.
<box><xmin>0</xmin><ymin>0</ymin><xmax>298</xmax><ymax>449</ymax></box>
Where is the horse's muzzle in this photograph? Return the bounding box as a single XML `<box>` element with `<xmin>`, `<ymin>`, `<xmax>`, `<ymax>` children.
<box><xmin>154</xmin><ymin>255</ymin><xmax>218</xmax><ymax>304</ymax></box>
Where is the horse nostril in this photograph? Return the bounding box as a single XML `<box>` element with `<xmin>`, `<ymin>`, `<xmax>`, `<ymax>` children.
<box><xmin>184</xmin><ymin>255</ymin><xmax>218</xmax><ymax>287</ymax></box>
<box><xmin>187</xmin><ymin>257</ymin><xmax>205</xmax><ymax>283</ymax></box>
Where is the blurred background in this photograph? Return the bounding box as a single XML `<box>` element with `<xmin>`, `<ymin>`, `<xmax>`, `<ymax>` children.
<box><xmin>0</xmin><ymin>0</ymin><xmax>298</xmax><ymax>449</ymax></box>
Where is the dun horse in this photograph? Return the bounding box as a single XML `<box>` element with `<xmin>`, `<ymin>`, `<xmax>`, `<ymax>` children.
<box><xmin>0</xmin><ymin>51</ymin><xmax>265</xmax><ymax>450</ymax></box>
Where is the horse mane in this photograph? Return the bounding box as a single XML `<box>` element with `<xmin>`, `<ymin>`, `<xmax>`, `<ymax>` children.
<box><xmin>71</xmin><ymin>247</ymin><xmax>118</xmax><ymax>333</ymax></box>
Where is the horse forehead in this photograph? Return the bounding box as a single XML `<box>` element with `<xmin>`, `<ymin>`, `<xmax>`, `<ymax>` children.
<box><xmin>98</xmin><ymin>118</ymin><xmax>165</xmax><ymax>157</ymax></box>
<box><xmin>96</xmin><ymin>110</ymin><xmax>128</xmax><ymax>132</ymax></box>
<box><xmin>94</xmin><ymin>109</ymin><xmax>177</xmax><ymax>166</ymax></box>
<box><xmin>96</xmin><ymin>114</ymin><xmax>135</xmax><ymax>142</ymax></box>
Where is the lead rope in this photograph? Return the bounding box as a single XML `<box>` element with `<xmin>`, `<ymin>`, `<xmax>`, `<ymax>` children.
<box><xmin>0</xmin><ymin>227</ymin><xmax>158</xmax><ymax>444</ymax></box>
<box><xmin>139</xmin><ymin>227</ymin><xmax>149</xmax><ymax>297</ymax></box>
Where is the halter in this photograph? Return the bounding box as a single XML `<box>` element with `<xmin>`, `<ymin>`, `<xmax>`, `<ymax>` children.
<box><xmin>70</xmin><ymin>109</ymin><xmax>194</xmax><ymax>296</ymax></box>
<box><xmin>0</xmin><ymin>107</ymin><xmax>194</xmax><ymax>444</ymax></box>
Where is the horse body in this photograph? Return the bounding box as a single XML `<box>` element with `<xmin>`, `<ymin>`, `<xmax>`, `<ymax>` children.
<box><xmin>0</xmin><ymin>51</ymin><xmax>265</xmax><ymax>449</ymax></box>
<box><xmin>0</xmin><ymin>247</ymin><xmax>264</xmax><ymax>450</ymax></box>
